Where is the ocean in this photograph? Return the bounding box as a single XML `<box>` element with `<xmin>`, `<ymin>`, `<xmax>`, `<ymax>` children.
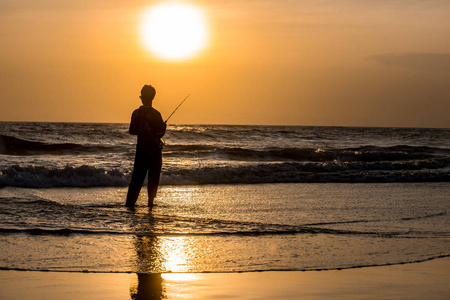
<box><xmin>0</xmin><ymin>122</ymin><xmax>449</xmax><ymax>273</ymax></box>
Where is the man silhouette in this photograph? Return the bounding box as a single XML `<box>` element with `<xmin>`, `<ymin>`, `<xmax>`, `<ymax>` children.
<box><xmin>126</xmin><ymin>85</ymin><xmax>166</xmax><ymax>209</ymax></box>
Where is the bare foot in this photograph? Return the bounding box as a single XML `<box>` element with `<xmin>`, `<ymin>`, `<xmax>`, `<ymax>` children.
<box><xmin>125</xmin><ymin>203</ymin><xmax>135</xmax><ymax>209</ymax></box>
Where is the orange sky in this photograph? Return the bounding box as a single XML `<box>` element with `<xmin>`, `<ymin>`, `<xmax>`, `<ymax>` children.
<box><xmin>1</xmin><ymin>0</ymin><xmax>450</xmax><ymax>127</ymax></box>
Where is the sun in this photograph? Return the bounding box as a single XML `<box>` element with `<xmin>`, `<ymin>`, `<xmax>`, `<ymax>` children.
<box><xmin>140</xmin><ymin>3</ymin><xmax>208</xmax><ymax>60</ymax></box>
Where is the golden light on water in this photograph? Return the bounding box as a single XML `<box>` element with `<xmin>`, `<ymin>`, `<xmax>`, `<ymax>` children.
<box><xmin>140</xmin><ymin>2</ymin><xmax>208</xmax><ymax>60</ymax></box>
<box><xmin>161</xmin><ymin>273</ymin><xmax>197</xmax><ymax>282</ymax></box>
<box><xmin>160</xmin><ymin>237</ymin><xmax>190</xmax><ymax>272</ymax></box>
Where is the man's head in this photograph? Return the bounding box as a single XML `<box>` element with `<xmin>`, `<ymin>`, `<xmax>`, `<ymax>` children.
<box><xmin>140</xmin><ymin>85</ymin><xmax>156</xmax><ymax>106</ymax></box>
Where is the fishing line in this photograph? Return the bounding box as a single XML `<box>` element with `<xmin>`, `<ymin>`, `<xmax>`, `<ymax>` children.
<box><xmin>165</xmin><ymin>94</ymin><xmax>190</xmax><ymax>123</ymax></box>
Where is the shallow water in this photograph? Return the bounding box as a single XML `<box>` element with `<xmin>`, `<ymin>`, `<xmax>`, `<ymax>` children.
<box><xmin>1</xmin><ymin>183</ymin><xmax>448</xmax><ymax>273</ymax></box>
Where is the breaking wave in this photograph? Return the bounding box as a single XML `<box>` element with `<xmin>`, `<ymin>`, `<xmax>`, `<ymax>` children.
<box><xmin>1</xmin><ymin>160</ymin><xmax>449</xmax><ymax>188</ymax></box>
<box><xmin>0</xmin><ymin>165</ymin><xmax>130</xmax><ymax>188</ymax></box>
<box><xmin>0</xmin><ymin>226</ymin><xmax>398</xmax><ymax>237</ymax></box>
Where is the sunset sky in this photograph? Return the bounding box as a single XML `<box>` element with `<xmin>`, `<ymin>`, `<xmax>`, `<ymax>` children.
<box><xmin>1</xmin><ymin>0</ymin><xmax>449</xmax><ymax>127</ymax></box>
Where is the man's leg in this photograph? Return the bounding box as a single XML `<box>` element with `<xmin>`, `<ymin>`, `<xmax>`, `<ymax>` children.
<box><xmin>147</xmin><ymin>150</ymin><xmax>162</xmax><ymax>208</ymax></box>
<box><xmin>126</xmin><ymin>151</ymin><xmax>149</xmax><ymax>208</ymax></box>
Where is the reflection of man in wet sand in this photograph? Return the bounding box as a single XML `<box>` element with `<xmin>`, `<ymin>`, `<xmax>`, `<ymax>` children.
<box><xmin>130</xmin><ymin>273</ymin><xmax>163</xmax><ymax>300</ymax></box>
<box><xmin>130</xmin><ymin>213</ymin><xmax>165</xmax><ymax>299</ymax></box>
<box><xmin>126</xmin><ymin>85</ymin><xmax>166</xmax><ymax>209</ymax></box>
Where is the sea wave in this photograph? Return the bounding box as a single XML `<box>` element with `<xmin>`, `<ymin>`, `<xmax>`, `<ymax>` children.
<box><xmin>3</xmin><ymin>130</ymin><xmax>449</xmax><ymax>163</ymax></box>
<box><xmin>1</xmin><ymin>160</ymin><xmax>449</xmax><ymax>188</ymax></box>
<box><xmin>164</xmin><ymin>144</ymin><xmax>449</xmax><ymax>162</ymax></box>
<box><xmin>0</xmin><ymin>134</ymin><xmax>123</xmax><ymax>155</ymax></box>
<box><xmin>0</xmin><ymin>224</ymin><xmax>400</xmax><ymax>238</ymax></box>
<box><xmin>161</xmin><ymin>162</ymin><xmax>450</xmax><ymax>185</ymax></box>
<box><xmin>0</xmin><ymin>165</ymin><xmax>129</xmax><ymax>188</ymax></box>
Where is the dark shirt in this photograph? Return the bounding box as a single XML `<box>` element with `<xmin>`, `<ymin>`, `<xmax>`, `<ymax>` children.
<box><xmin>129</xmin><ymin>106</ymin><xmax>166</xmax><ymax>150</ymax></box>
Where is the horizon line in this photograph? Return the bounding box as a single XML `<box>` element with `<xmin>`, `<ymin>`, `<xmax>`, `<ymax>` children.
<box><xmin>0</xmin><ymin>120</ymin><xmax>448</xmax><ymax>130</ymax></box>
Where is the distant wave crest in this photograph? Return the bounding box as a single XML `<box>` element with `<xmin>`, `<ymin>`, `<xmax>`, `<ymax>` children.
<box><xmin>165</xmin><ymin>144</ymin><xmax>449</xmax><ymax>163</ymax></box>
<box><xmin>0</xmin><ymin>134</ymin><xmax>122</xmax><ymax>155</ymax></box>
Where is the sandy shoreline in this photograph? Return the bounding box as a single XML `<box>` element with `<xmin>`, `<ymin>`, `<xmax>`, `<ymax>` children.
<box><xmin>0</xmin><ymin>257</ymin><xmax>448</xmax><ymax>300</ymax></box>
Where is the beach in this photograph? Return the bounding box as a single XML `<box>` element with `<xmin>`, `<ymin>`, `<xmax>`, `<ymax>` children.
<box><xmin>1</xmin><ymin>258</ymin><xmax>449</xmax><ymax>299</ymax></box>
<box><xmin>0</xmin><ymin>183</ymin><xmax>449</xmax><ymax>300</ymax></box>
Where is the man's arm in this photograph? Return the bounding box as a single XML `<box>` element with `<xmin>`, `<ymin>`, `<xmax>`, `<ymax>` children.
<box><xmin>129</xmin><ymin>110</ymin><xmax>140</xmax><ymax>135</ymax></box>
<box><xmin>155</xmin><ymin>123</ymin><xmax>166</xmax><ymax>138</ymax></box>
<box><xmin>155</xmin><ymin>113</ymin><xmax>166</xmax><ymax>138</ymax></box>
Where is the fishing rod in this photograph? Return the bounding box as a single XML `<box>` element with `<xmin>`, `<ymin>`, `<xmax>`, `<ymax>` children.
<box><xmin>165</xmin><ymin>94</ymin><xmax>190</xmax><ymax>123</ymax></box>
<box><xmin>159</xmin><ymin>94</ymin><xmax>190</xmax><ymax>147</ymax></box>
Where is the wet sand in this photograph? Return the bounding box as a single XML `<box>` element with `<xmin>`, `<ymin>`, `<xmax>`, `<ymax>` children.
<box><xmin>0</xmin><ymin>257</ymin><xmax>449</xmax><ymax>300</ymax></box>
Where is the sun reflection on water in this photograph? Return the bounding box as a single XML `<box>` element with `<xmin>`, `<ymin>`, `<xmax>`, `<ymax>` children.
<box><xmin>130</xmin><ymin>186</ymin><xmax>220</xmax><ymax>275</ymax></box>
<box><xmin>159</xmin><ymin>237</ymin><xmax>190</xmax><ymax>272</ymax></box>
<box><xmin>161</xmin><ymin>273</ymin><xmax>198</xmax><ymax>282</ymax></box>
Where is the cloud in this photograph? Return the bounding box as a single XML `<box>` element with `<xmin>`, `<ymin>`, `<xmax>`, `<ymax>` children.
<box><xmin>368</xmin><ymin>53</ymin><xmax>450</xmax><ymax>73</ymax></box>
